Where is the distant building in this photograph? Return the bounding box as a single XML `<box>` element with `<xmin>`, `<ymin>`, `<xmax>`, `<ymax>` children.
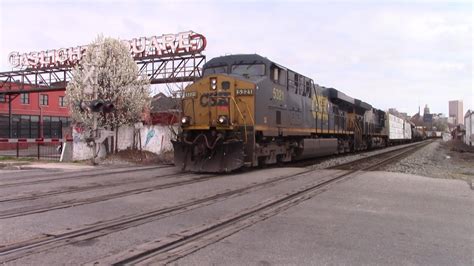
<box><xmin>449</xmin><ymin>100</ymin><xmax>463</xmax><ymax>125</ymax></box>
<box><xmin>410</xmin><ymin>112</ymin><xmax>422</xmax><ymax>126</ymax></box>
<box><xmin>423</xmin><ymin>104</ymin><xmax>430</xmax><ymax>116</ymax></box>
<box><xmin>423</xmin><ymin>113</ymin><xmax>433</xmax><ymax>123</ymax></box>
<box><xmin>447</xmin><ymin>117</ymin><xmax>456</xmax><ymax>125</ymax></box>
<box><xmin>150</xmin><ymin>93</ymin><xmax>180</xmax><ymax>125</ymax></box>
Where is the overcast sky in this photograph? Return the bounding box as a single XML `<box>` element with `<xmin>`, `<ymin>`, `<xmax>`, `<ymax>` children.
<box><xmin>0</xmin><ymin>0</ymin><xmax>472</xmax><ymax>116</ymax></box>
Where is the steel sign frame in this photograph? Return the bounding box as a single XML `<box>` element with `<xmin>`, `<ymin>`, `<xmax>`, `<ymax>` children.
<box><xmin>0</xmin><ymin>31</ymin><xmax>207</xmax><ymax>95</ymax></box>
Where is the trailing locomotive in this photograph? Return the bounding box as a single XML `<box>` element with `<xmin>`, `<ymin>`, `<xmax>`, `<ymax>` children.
<box><xmin>173</xmin><ymin>54</ymin><xmax>411</xmax><ymax>172</ymax></box>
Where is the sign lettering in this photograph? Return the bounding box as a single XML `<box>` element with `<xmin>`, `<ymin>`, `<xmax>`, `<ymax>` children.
<box><xmin>8</xmin><ymin>31</ymin><xmax>206</xmax><ymax>69</ymax></box>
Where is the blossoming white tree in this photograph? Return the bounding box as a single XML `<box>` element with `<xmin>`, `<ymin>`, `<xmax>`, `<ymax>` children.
<box><xmin>66</xmin><ymin>36</ymin><xmax>151</xmax><ymax>153</ymax></box>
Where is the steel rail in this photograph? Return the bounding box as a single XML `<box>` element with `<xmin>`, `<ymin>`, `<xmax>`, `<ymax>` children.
<box><xmin>0</xmin><ymin>168</ymin><xmax>334</xmax><ymax>263</ymax></box>
<box><xmin>99</xmin><ymin>141</ymin><xmax>433</xmax><ymax>265</ymax></box>
<box><xmin>0</xmin><ymin>140</ymin><xmax>432</xmax><ymax>263</ymax></box>
<box><xmin>0</xmin><ymin>165</ymin><xmax>173</xmax><ymax>188</ymax></box>
<box><xmin>328</xmin><ymin>140</ymin><xmax>433</xmax><ymax>170</ymax></box>
<box><xmin>0</xmin><ymin>172</ymin><xmax>219</xmax><ymax>220</ymax></box>
<box><xmin>0</xmin><ymin>167</ymin><xmax>184</xmax><ymax>203</ymax></box>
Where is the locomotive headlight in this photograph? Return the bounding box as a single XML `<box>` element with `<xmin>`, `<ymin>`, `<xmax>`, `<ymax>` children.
<box><xmin>217</xmin><ymin>115</ymin><xmax>228</xmax><ymax>125</ymax></box>
<box><xmin>210</xmin><ymin>77</ymin><xmax>217</xmax><ymax>90</ymax></box>
<box><xmin>181</xmin><ymin>116</ymin><xmax>191</xmax><ymax>125</ymax></box>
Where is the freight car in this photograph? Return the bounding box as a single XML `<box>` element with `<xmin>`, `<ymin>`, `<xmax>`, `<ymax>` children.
<box><xmin>173</xmin><ymin>54</ymin><xmax>410</xmax><ymax>172</ymax></box>
<box><xmin>383</xmin><ymin>113</ymin><xmax>412</xmax><ymax>144</ymax></box>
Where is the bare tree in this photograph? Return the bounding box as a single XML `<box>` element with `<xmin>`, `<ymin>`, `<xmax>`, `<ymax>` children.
<box><xmin>163</xmin><ymin>82</ymin><xmax>187</xmax><ymax>139</ymax></box>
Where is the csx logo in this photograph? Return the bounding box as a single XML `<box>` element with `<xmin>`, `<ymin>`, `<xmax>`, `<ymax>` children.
<box><xmin>200</xmin><ymin>91</ymin><xmax>230</xmax><ymax>107</ymax></box>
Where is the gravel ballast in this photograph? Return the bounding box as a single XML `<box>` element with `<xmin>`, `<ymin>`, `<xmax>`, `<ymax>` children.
<box><xmin>383</xmin><ymin>140</ymin><xmax>474</xmax><ymax>187</ymax></box>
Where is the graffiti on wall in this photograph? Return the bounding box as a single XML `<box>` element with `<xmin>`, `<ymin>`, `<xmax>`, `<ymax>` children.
<box><xmin>144</xmin><ymin>128</ymin><xmax>155</xmax><ymax>148</ymax></box>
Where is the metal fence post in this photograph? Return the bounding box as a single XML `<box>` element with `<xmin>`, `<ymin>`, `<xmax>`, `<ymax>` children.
<box><xmin>16</xmin><ymin>142</ymin><xmax>19</xmax><ymax>158</ymax></box>
<box><xmin>37</xmin><ymin>143</ymin><xmax>40</xmax><ymax>160</ymax></box>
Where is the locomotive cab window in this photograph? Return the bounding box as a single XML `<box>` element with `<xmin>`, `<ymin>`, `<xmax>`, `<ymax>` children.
<box><xmin>304</xmin><ymin>79</ymin><xmax>313</xmax><ymax>97</ymax></box>
<box><xmin>287</xmin><ymin>71</ymin><xmax>296</xmax><ymax>91</ymax></box>
<box><xmin>294</xmin><ymin>73</ymin><xmax>300</xmax><ymax>94</ymax></box>
<box><xmin>270</xmin><ymin>64</ymin><xmax>286</xmax><ymax>85</ymax></box>
<box><xmin>297</xmin><ymin>75</ymin><xmax>304</xmax><ymax>95</ymax></box>
<box><xmin>203</xmin><ymin>66</ymin><xmax>227</xmax><ymax>76</ymax></box>
<box><xmin>231</xmin><ymin>64</ymin><xmax>265</xmax><ymax>77</ymax></box>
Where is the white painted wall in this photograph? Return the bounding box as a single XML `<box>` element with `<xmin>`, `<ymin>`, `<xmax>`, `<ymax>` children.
<box><xmin>115</xmin><ymin>124</ymin><xmax>175</xmax><ymax>154</ymax></box>
<box><xmin>64</xmin><ymin>124</ymin><xmax>176</xmax><ymax>161</ymax></box>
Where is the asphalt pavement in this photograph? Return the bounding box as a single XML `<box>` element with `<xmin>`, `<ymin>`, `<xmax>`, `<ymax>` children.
<box><xmin>176</xmin><ymin>171</ymin><xmax>473</xmax><ymax>265</ymax></box>
<box><xmin>0</xmin><ymin>164</ymin><xmax>472</xmax><ymax>265</ymax></box>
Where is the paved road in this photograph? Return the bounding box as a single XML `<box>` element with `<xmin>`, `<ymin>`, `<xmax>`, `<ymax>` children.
<box><xmin>0</xmin><ymin>164</ymin><xmax>472</xmax><ymax>265</ymax></box>
<box><xmin>177</xmin><ymin>171</ymin><xmax>474</xmax><ymax>265</ymax></box>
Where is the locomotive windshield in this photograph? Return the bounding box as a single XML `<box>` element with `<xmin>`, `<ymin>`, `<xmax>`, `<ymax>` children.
<box><xmin>231</xmin><ymin>64</ymin><xmax>265</xmax><ymax>77</ymax></box>
<box><xmin>203</xmin><ymin>66</ymin><xmax>227</xmax><ymax>76</ymax></box>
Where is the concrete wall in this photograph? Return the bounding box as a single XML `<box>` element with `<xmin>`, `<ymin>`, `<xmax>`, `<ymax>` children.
<box><xmin>63</xmin><ymin>124</ymin><xmax>175</xmax><ymax>161</ymax></box>
<box><xmin>116</xmin><ymin>124</ymin><xmax>175</xmax><ymax>154</ymax></box>
<box><xmin>465</xmin><ymin>111</ymin><xmax>473</xmax><ymax>146</ymax></box>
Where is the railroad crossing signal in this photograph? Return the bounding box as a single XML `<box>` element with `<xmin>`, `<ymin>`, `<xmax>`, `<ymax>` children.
<box><xmin>78</xmin><ymin>100</ymin><xmax>115</xmax><ymax>113</ymax></box>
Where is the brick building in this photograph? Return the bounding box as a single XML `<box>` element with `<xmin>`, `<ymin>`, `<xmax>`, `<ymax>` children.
<box><xmin>0</xmin><ymin>82</ymin><xmax>71</xmax><ymax>138</ymax></box>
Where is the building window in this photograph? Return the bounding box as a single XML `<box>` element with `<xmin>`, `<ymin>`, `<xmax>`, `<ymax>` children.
<box><xmin>0</xmin><ymin>94</ymin><xmax>5</xmax><ymax>103</ymax></box>
<box><xmin>21</xmin><ymin>93</ymin><xmax>30</xmax><ymax>104</ymax></box>
<box><xmin>59</xmin><ymin>96</ymin><xmax>66</xmax><ymax>107</ymax></box>
<box><xmin>40</xmin><ymin>94</ymin><xmax>49</xmax><ymax>106</ymax></box>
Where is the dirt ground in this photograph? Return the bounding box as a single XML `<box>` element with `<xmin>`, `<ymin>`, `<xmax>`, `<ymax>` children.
<box><xmin>440</xmin><ymin>139</ymin><xmax>474</xmax><ymax>183</ymax></box>
<box><xmin>100</xmin><ymin>148</ymin><xmax>173</xmax><ymax>166</ymax></box>
<box><xmin>443</xmin><ymin>138</ymin><xmax>474</xmax><ymax>154</ymax></box>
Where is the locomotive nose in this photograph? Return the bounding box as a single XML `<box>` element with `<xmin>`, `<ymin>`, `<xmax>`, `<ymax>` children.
<box><xmin>199</xmin><ymin>76</ymin><xmax>233</xmax><ymax>127</ymax></box>
<box><xmin>181</xmin><ymin>74</ymin><xmax>255</xmax><ymax>130</ymax></box>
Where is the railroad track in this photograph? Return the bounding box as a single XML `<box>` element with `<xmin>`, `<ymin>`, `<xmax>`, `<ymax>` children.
<box><xmin>89</xmin><ymin>140</ymin><xmax>433</xmax><ymax>265</ymax></box>
<box><xmin>0</xmin><ymin>172</ymin><xmax>220</xmax><ymax>219</ymax></box>
<box><xmin>0</xmin><ymin>165</ymin><xmax>173</xmax><ymax>188</ymax></box>
<box><xmin>0</xmin><ymin>141</ymin><xmax>431</xmax><ymax>264</ymax></box>
<box><xmin>0</xmin><ymin>169</ymin><xmax>181</xmax><ymax>203</ymax></box>
<box><xmin>328</xmin><ymin>140</ymin><xmax>433</xmax><ymax>171</ymax></box>
<box><xmin>0</xmin><ymin>168</ymin><xmax>341</xmax><ymax>263</ymax></box>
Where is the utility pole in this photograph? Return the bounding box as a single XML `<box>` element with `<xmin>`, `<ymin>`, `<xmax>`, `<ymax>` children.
<box><xmin>8</xmin><ymin>94</ymin><xmax>12</xmax><ymax>138</ymax></box>
<box><xmin>92</xmin><ymin>85</ymin><xmax>98</xmax><ymax>165</ymax></box>
<box><xmin>82</xmin><ymin>62</ymin><xmax>98</xmax><ymax>165</ymax></box>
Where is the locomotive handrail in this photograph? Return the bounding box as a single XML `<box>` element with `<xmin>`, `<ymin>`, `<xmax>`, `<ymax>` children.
<box><xmin>239</xmin><ymin>98</ymin><xmax>255</xmax><ymax>125</ymax></box>
<box><xmin>230</xmin><ymin>96</ymin><xmax>248</xmax><ymax>143</ymax></box>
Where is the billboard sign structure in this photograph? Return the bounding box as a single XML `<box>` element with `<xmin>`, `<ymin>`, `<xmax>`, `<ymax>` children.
<box><xmin>8</xmin><ymin>31</ymin><xmax>207</xmax><ymax>69</ymax></box>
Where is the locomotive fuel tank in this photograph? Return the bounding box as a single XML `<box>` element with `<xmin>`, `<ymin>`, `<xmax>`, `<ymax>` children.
<box><xmin>293</xmin><ymin>138</ymin><xmax>338</xmax><ymax>160</ymax></box>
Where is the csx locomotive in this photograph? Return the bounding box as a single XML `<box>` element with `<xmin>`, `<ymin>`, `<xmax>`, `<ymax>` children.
<box><xmin>173</xmin><ymin>54</ymin><xmax>400</xmax><ymax>172</ymax></box>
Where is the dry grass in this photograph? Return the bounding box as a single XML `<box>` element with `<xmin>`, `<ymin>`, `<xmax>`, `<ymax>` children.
<box><xmin>442</xmin><ymin>139</ymin><xmax>474</xmax><ymax>154</ymax></box>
